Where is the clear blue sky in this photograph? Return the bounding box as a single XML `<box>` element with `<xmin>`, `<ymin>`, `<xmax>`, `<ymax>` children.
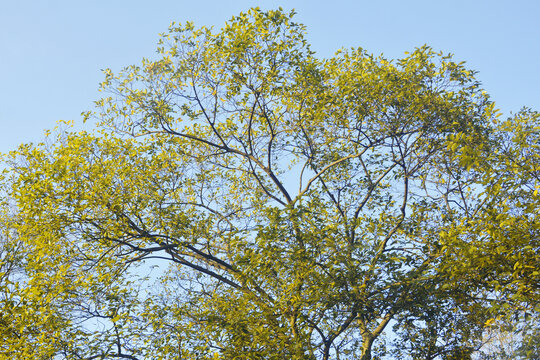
<box><xmin>1</xmin><ymin>0</ymin><xmax>539</xmax><ymax>153</ymax></box>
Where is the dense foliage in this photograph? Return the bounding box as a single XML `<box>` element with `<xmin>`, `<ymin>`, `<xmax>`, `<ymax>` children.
<box><xmin>1</xmin><ymin>8</ymin><xmax>538</xmax><ymax>360</ymax></box>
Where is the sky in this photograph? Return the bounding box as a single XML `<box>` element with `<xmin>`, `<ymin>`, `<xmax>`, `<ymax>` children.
<box><xmin>1</xmin><ymin>0</ymin><xmax>539</xmax><ymax>154</ymax></box>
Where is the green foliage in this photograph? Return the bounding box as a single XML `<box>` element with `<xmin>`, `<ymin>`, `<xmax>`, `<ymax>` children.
<box><xmin>439</xmin><ymin>109</ymin><xmax>540</xmax><ymax>311</ymax></box>
<box><xmin>0</xmin><ymin>7</ymin><xmax>537</xmax><ymax>360</ymax></box>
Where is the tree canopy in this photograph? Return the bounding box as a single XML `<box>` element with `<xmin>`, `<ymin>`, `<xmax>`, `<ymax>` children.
<box><xmin>0</xmin><ymin>8</ymin><xmax>538</xmax><ymax>360</ymax></box>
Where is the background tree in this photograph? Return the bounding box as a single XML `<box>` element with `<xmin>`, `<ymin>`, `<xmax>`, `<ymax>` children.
<box><xmin>1</xmin><ymin>8</ymin><xmax>536</xmax><ymax>360</ymax></box>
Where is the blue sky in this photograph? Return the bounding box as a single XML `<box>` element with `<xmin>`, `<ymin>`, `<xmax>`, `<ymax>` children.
<box><xmin>1</xmin><ymin>0</ymin><xmax>539</xmax><ymax>153</ymax></box>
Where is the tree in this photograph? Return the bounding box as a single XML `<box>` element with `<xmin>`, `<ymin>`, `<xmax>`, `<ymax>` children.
<box><xmin>0</xmin><ymin>188</ymin><xmax>74</xmax><ymax>359</ymax></box>
<box><xmin>439</xmin><ymin>109</ymin><xmax>540</xmax><ymax>310</ymax></box>
<box><xmin>1</xmin><ymin>7</ymin><xmax>537</xmax><ymax>360</ymax></box>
